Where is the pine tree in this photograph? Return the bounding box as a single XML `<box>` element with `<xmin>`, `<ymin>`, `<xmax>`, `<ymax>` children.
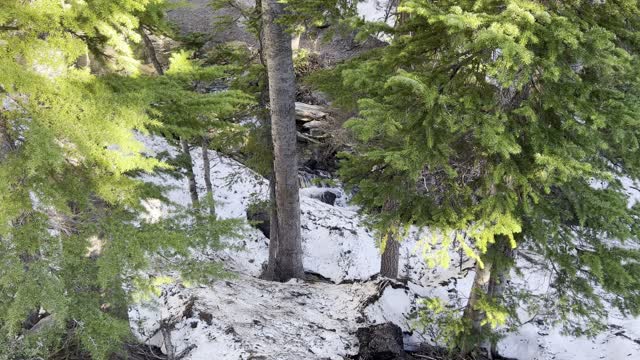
<box><xmin>315</xmin><ymin>0</ymin><xmax>640</xmax><ymax>354</ymax></box>
<box><xmin>260</xmin><ymin>0</ymin><xmax>305</xmax><ymax>281</ymax></box>
<box><xmin>257</xmin><ymin>0</ymin><xmax>364</xmax><ymax>281</ymax></box>
<box><xmin>0</xmin><ymin>1</ymin><xmax>250</xmax><ymax>358</ymax></box>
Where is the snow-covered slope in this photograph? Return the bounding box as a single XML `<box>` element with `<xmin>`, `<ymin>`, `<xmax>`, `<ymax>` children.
<box><xmin>130</xmin><ymin>277</ymin><xmax>377</xmax><ymax>359</ymax></box>
<box><xmin>131</xmin><ymin>135</ymin><xmax>640</xmax><ymax>360</ymax></box>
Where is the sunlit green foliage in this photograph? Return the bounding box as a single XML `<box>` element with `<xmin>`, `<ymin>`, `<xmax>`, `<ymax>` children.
<box><xmin>0</xmin><ymin>1</ymin><xmax>251</xmax><ymax>358</ymax></box>
<box><xmin>316</xmin><ymin>0</ymin><xmax>640</xmax><ymax>350</ymax></box>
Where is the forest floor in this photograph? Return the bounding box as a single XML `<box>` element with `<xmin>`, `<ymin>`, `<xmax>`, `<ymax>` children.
<box><xmin>133</xmin><ymin>2</ymin><xmax>640</xmax><ymax>359</ymax></box>
<box><xmin>128</xmin><ymin>135</ymin><xmax>640</xmax><ymax>360</ymax></box>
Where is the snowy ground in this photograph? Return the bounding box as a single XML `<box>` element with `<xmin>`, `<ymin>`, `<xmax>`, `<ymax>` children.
<box><xmin>130</xmin><ymin>135</ymin><xmax>640</xmax><ymax>360</ymax></box>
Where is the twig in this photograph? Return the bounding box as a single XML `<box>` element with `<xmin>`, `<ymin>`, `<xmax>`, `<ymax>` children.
<box><xmin>160</xmin><ymin>320</ymin><xmax>176</xmax><ymax>360</ymax></box>
<box><xmin>176</xmin><ymin>344</ymin><xmax>197</xmax><ymax>359</ymax></box>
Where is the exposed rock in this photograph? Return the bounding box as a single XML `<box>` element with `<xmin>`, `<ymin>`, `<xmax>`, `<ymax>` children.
<box><xmin>298</xmin><ymin>26</ymin><xmax>387</xmax><ymax>66</ymax></box>
<box><xmin>355</xmin><ymin>323</ymin><xmax>413</xmax><ymax>360</ymax></box>
<box><xmin>166</xmin><ymin>1</ymin><xmax>386</xmax><ymax>63</ymax></box>
<box><xmin>300</xmin><ymin>187</ymin><xmax>341</xmax><ymax>206</ymax></box>
<box><xmin>166</xmin><ymin>0</ymin><xmax>257</xmax><ymax>50</ymax></box>
<box><xmin>319</xmin><ymin>191</ymin><xmax>337</xmax><ymax>206</ymax></box>
<box><xmin>309</xmin><ymin>128</ymin><xmax>328</xmax><ymax>139</ymax></box>
<box><xmin>246</xmin><ymin>208</ymin><xmax>270</xmax><ymax>239</ymax></box>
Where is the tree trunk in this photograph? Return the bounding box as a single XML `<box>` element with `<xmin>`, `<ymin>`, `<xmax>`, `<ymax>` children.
<box><xmin>255</xmin><ymin>0</ymin><xmax>280</xmax><ymax>280</ymax></box>
<box><xmin>464</xmin><ymin>259</ymin><xmax>493</xmax><ymax>329</ymax></box>
<box><xmin>139</xmin><ymin>26</ymin><xmax>164</xmax><ymax>75</ymax></box>
<box><xmin>261</xmin><ymin>0</ymin><xmax>304</xmax><ymax>282</ymax></box>
<box><xmin>487</xmin><ymin>238</ymin><xmax>515</xmax><ymax>358</ymax></box>
<box><xmin>380</xmin><ymin>200</ymin><xmax>400</xmax><ymax>279</ymax></box>
<box><xmin>181</xmin><ymin>139</ymin><xmax>200</xmax><ymax>209</ymax></box>
<box><xmin>461</xmin><ymin>236</ymin><xmax>514</xmax><ymax>356</ymax></box>
<box><xmin>461</xmin><ymin>258</ymin><xmax>493</xmax><ymax>354</ymax></box>
<box><xmin>380</xmin><ymin>230</ymin><xmax>400</xmax><ymax>279</ymax></box>
<box><xmin>263</xmin><ymin>169</ymin><xmax>279</xmax><ymax>278</ymax></box>
<box><xmin>0</xmin><ymin>115</ymin><xmax>13</xmax><ymax>160</ymax></box>
<box><xmin>201</xmin><ymin>136</ymin><xmax>216</xmax><ymax>217</ymax></box>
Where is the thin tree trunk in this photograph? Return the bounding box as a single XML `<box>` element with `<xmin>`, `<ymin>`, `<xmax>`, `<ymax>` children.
<box><xmin>201</xmin><ymin>136</ymin><xmax>216</xmax><ymax>217</ymax></box>
<box><xmin>0</xmin><ymin>114</ymin><xmax>13</xmax><ymax>160</ymax></box>
<box><xmin>139</xmin><ymin>26</ymin><xmax>164</xmax><ymax>75</ymax></box>
<box><xmin>261</xmin><ymin>0</ymin><xmax>304</xmax><ymax>281</ymax></box>
<box><xmin>181</xmin><ymin>139</ymin><xmax>200</xmax><ymax>209</ymax></box>
<box><xmin>141</xmin><ymin>28</ymin><xmax>199</xmax><ymax>211</ymax></box>
<box><xmin>263</xmin><ymin>169</ymin><xmax>279</xmax><ymax>278</ymax></box>
<box><xmin>464</xmin><ymin>260</ymin><xmax>493</xmax><ymax>329</ymax></box>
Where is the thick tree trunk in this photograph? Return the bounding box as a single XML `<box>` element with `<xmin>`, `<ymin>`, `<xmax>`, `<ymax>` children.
<box><xmin>380</xmin><ymin>231</ymin><xmax>400</xmax><ymax>279</ymax></box>
<box><xmin>261</xmin><ymin>0</ymin><xmax>304</xmax><ymax>281</ymax></box>
<box><xmin>380</xmin><ymin>200</ymin><xmax>400</xmax><ymax>279</ymax></box>
<box><xmin>464</xmin><ymin>260</ymin><xmax>493</xmax><ymax>329</ymax></box>
<box><xmin>461</xmin><ymin>258</ymin><xmax>493</xmax><ymax>354</ymax></box>
<box><xmin>201</xmin><ymin>136</ymin><xmax>216</xmax><ymax>217</ymax></box>
<box><xmin>487</xmin><ymin>239</ymin><xmax>515</xmax><ymax>358</ymax></box>
<box><xmin>181</xmin><ymin>139</ymin><xmax>200</xmax><ymax>209</ymax></box>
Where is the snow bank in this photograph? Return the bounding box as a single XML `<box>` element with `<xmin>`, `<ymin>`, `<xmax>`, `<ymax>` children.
<box><xmin>130</xmin><ymin>276</ymin><xmax>378</xmax><ymax>360</ymax></box>
<box><xmin>132</xmin><ymin>135</ymin><xmax>640</xmax><ymax>360</ymax></box>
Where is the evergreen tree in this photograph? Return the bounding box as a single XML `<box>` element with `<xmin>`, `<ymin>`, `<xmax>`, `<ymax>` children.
<box><xmin>316</xmin><ymin>0</ymin><xmax>640</xmax><ymax>354</ymax></box>
<box><xmin>0</xmin><ymin>1</ymin><xmax>249</xmax><ymax>358</ymax></box>
<box><xmin>260</xmin><ymin>0</ymin><xmax>305</xmax><ymax>281</ymax></box>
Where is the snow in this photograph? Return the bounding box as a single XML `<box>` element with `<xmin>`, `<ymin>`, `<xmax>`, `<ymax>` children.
<box><xmin>357</xmin><ymin>0</ymin><xmax>392</xmax><ymax>23</ymax></box>
<box><xmin>497</xmin><ymin>264</ymin><xmax>640</xmax><ymax>360</ymax></box>
<box><xmin>131</xmin><ymin>135</ymin><xmax>640</xmax><ymax>360</ymax></box>
<box><xmin>499</xmin><ymin>322</ymin><xmax>640</xmax><ymax>360</ymax></box>
<box><xmin>130</xmin><ymin>276</ymin><xmax>377</xmax><ymax>359</ymax></box>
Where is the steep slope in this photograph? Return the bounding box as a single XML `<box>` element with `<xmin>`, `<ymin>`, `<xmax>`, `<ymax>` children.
<box><xmin>131</xmin><ymin>135</ymin><xmax>640</xmax><ymax>359</ymax></box>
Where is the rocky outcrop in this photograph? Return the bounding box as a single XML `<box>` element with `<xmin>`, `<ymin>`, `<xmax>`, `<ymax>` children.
<box><xmin>246</xmin><ymin>206</ymin><xmax>270</xmax><ymax>239</ymax></box>
<box><xmin>355</xmin><ymin>323</ymin><xmax>413</xmax><ymax>360</ymax></box>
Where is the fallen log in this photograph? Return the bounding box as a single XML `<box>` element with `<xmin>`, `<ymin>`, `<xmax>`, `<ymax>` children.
<box><xmin>295</xmin><ymin>102</ymin><xmax>328</xmax><ymax>122</ymax></box>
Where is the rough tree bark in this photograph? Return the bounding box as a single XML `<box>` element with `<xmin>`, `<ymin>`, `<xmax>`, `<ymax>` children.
<box><xmin>201</xmin><ymin>136</ymin><xmax>216</xmax><ymax>217</ymax></box>
<box><xmin>139</xmin><ymin>26</ymin><xmax>165</xmax><ymax>76</ymax></box>
<box><xmin>486</xmin><ymin>238</ymin><xmax>515</xmax><ymax>357</ymax></box>
<box><xmin>261</xmin><ymin>0</ymin><xmax>304</xmax><ymax>281</ymax></box>
<box><xmin>460</xmin><ymin>257</ymin><xmax>493</xmax><ymax>356</ymax></box>
<box><xmin>380</xmin><ymin>200</ymin><xmax>400</xmax><ymax>279</ymax></box>
<box><xmin>264</xmin><ymin>167</ymin><xmax>280</xmax><ymax>277</ymax></box>
<box><xmin>254</xmin><ymin>0</ymin><xmax>281</xmax><ymax>280</ymax></box>
<box><xmin>380</xmin><ymin>231</ymin><xmax>400</xmax><ymax>279</ymax></box>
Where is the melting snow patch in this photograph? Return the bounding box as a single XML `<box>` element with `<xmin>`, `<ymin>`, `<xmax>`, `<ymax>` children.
<box><xmin>130</xmin><ymin>276</ymin><xmax>378</xmax><ymax>359</ymax></box>
<box><xmin>131</xmin><ymin>134</ymin><xmax>640</xmax><ymax>360</ymax></box>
